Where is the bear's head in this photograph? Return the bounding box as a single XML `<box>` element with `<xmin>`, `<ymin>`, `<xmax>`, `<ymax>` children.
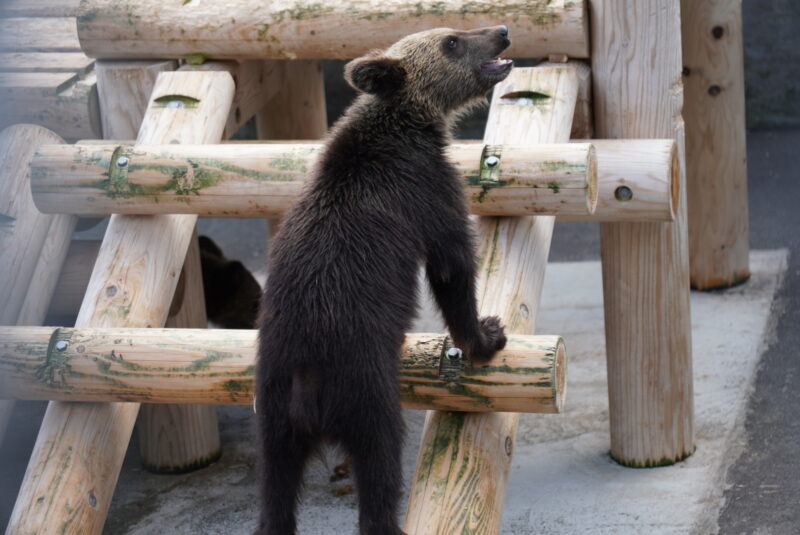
<box><xmin>345</xmin><ymin>26</ymin><xmax>512</xmax><ymax>117</ymax></box>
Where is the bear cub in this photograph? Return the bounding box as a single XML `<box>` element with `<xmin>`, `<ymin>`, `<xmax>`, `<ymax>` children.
<box><xmin>256</xmin><ymin>26</ymin><xmax>513</xmax><ymax>535</ymax></box>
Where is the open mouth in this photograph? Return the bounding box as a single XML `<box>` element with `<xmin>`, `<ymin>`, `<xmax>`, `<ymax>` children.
<box><xmin>480</xmin><ymin>58</ymin><xmax>514</xmax><ymax>74</ymax></box>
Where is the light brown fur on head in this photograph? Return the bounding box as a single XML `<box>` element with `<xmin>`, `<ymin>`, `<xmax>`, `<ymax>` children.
<box><xmin>345</xmin><ymin>26</ymin><xmax>512</xmax><ymax>120</ymax></box>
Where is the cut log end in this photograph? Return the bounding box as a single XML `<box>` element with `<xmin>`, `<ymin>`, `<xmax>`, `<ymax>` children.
<box><xmin>670</xmin><ymin>140</ymin><xmax>680</xmax><ymax>220</ymax></box>
<box><xmin>554</xmin><ymin>337</ymin><xmax>567</xmax><ymax>413</ymax></box>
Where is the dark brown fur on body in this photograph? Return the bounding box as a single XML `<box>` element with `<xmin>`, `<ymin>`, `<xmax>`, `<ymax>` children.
<box><xmin>256</xmin><ymin>26</ymin><xmax>512</xmax><ymax>535</ymax></box>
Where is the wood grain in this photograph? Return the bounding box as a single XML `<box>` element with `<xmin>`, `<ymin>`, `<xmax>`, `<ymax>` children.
<box><xmin>0</xmin><ymin>17</ymin><xmax>80</xmax><ymax>52</ymax></box>
<box><xmin>0</xmin><ymin>327</ymin><xmax>565</xmax><ymax>413</ymax></box>
<box><xmin>0</xmin><ymin>124</ymin><xmax>70</xmax><ymax>446</ymax></box>
<box><xmin>0</xmin><ymin>0</ymin><xmax>80</xmax><ymax>18</ymax></box>
<box><xmin>404</xmin><ymin>65</ymin><xmax>577</xmax><ymax>535</ymax></box>
<box><xmin>138</xmin><ymin>229</ymin><xmax>221</xmax><ymax>473</ymax></box>
<box><xmin>0</xmin><ymin>72</ymin><xmax>101</xmax><ymax>141</ymax></box>
<box><xmin>681</xmin><ymin>0</ymin><xmax>749</xmax><ymax>289</ymax></box>
<box><xmin>591</xmin><ymin>0</ymin><xmax>695</xmax><ymax>467</ymax></box>
<box><xmin>30</xmin><ymin>142</ymin><xmax>597</xmax><ymax>218</ymax></box>
<box><xmin>0</xmin><ymin>52</ymin><xmax>94</xmax><ymax>73</ymax></box>
<box><xmin>77</xmin><ymin>0</ymin><xmax>590</xmax><ymax>60</ymax></box>
<box><xmin>4</xmin><ymin>70</ymin><xmax>234</xmax><ymax>535</ymax></box>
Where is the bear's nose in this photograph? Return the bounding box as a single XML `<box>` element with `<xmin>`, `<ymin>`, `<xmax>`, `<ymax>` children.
<box><xmin>497</xmin><ymin>25</ymin><xmax>509</xmax><ymax>38</ymax></box>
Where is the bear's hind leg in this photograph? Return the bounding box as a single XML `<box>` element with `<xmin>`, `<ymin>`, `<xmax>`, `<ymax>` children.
<box><xmin>255</xmin><ymin>390</ymin><xmax>314</xmax><ymax>535</ymax></box>
<box><xmin>338</xmin><ymin>393</ymin><xmax>406</xmax><ymax>535</ymax></box>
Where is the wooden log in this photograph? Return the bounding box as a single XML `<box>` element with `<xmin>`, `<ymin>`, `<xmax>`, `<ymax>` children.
<box><xmin>5</xmin><ymin>70</ymin><xmax>234</xmax><ymax>535</ymax></box>
<box><xmin>182</xmin><ymin>60</ymin><xmax>287</xmax><ymax>139</ymax></box>
<box><xmin>404</xmin><ymin>66</ymin><xmax>577</xmax><ymax>535</ymax></box>
<box><xmin>0</xmin><ymin>327</ymin><xmax>565</xmax><ymax>414</ymax></box>
<box><xmin>96</xmin><ymin>60</ymin><xmax>177</xmax><ymax>139</ymax></box>
<box><xmin>0</xmin><ymin>124</ymin><xmax>71</xmax><ymax>446</ymax></box>
<box><xmin>30</xmin><ymin>142</ymin><xmax>597</xmax><ymax>218</ymax></box>
<box><xmin>0</xmin><ymin>52</ymin><xmax>94</xmax><ymax>74</ymax></box>
<box><xmin>0</xmin><ymin>0</ymin><xmax>80</xmax><ymax>18</ymax></box>
<box><xmin>256</xmin><ymin>59</ymin><xmax>328</xmax><ymax>244</ymax></box>
<box><xmin>681</xmin><ymin>0</ymin><xmax>750</xmax><ymax>289</ymax></box>
<box><xmin>541</xmin><ymin>59</ymin><xmax>593</xmax><ymax>138</ymax></box>
<box><xmin>560</xmin><ymin>139</ymin><xmax>678</xmax><ymax>222</ymax></box>
<box><xmin>0</xmin><ymin>72</ymin><xmax>101</xmax><ymax>141</ymax></box>
<box><xmin>591</xmin><ymin>0</ymin><xmax>694</xmax><ymax>467</ymax></box>
<box><xmin>76</xmin><ymin>0</ymin><xmax>590</xmax><ymax>60</ymax></box>
<box><xmin>0</xmin><ymin>18</ymin><xmax>81</xmax><ymax>52</ymax></box>
<box><xmin>0</xmin><ymin>125</ymin><xmax>63</xmax><ymax>325</ymax></box>
<box><xmin>98</xmin><ymin>59</ymin><xmax>221</xmax><ymax>474</ymax></box>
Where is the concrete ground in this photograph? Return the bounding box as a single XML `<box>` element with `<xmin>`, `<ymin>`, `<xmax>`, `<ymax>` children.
<box><xmin>1</xmin><ymin>128</ymin><xmax>798</xmax><ymax>534</ymax></box>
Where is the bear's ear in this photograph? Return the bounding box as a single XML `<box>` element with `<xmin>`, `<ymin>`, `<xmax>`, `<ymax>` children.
<box><xmin>344</xmin><ymin>56</ymin><xmax>405</xmax><ymax>96</ymax></box>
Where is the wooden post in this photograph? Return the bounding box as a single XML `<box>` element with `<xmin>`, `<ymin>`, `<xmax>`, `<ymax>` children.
<box><xmin>404</xmin><ymin>66</ymin><xmax>578</xmax><ymax>535</ymax></box>
<box><xmin>0</xmin><ymin>327</ymin><xmax>566</xmax><ymax>414</ymax></box>
<box><xmin>591</xmin><ymin>0</ymin><xmax>695</xmax><ymax>467</ymax></box>
<box><xmin>0</xmin><ymin>124</ymin><xmax>72</xmax><ymax>446</ymax></box>
<box><xmin>98</xmin><ymin>59</ymin><xmax>222</xmax><ymax>474</ymax></box>
<box><xmin>681</xmin><ymin>0</ymin><xmax>749</xmax><ymax>289</ymax></box>
<box><xmin>256</xmin><ymin>59</ymin><xmax>328</xmax><ymax>245</ymax></box>
<box><xmin>76</xmin><ymin>0</ymin><xmax>590</xmax><ymax>60</ymax></box>
<box><xmin>5</xmin><ymin>70</ymin><xmax>235</xmax><ymax>535</ymax></box>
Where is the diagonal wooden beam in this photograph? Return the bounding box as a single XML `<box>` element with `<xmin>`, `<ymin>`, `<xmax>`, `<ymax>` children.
<box><xmin>404</xmin><ymin>66</ymin><xmax>578</xmax><ymax>535</ymax></box>
<box><xmin>5</xmin><ymin>70</ymin><xmax>234</xmax><ymax>535</ymax></box>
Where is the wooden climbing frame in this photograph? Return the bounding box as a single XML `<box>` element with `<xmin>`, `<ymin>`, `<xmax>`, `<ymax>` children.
<box><xmin>0</xmin><ymin>0</ymin><xmax>752</xmax><ymax>533</ymax></box>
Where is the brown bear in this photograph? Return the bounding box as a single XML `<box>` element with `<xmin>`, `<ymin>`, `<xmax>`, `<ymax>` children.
<box><xmin>255</xmin><ymin>26</ymin><xmax>513</xmax><ymax>535</ymax></box>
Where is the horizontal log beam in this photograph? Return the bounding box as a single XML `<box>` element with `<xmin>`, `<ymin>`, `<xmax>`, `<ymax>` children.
<box><xmin>76</xmin><ymin>0</ymin><xmax>589</xmax><ymax>60</ymax></box>
<box><xmin>31</xmin><ymin>142</ymin><xmax>598</xmax><ymax>218</ymax></box>
<box><xmin>0</xmin><ymin>327</ymin><xmax>566</xmax><ymax>414</ymax></box>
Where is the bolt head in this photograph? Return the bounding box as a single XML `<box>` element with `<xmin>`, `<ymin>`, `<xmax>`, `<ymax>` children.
<box><xmin>446</xmin><ymin>347</ymin><xmax>462</xmax><ymax>360</ymax></box>
<box><xmin>116</xmin><ymin>156</ymin><xmax>129</xmax><ymax>168</ymax></box>
<box><xmin>55</xmin><ymin>340</ymin><xmax>69</xmax><ymax>352</ymax></box>
<box><xmin>484</xmin><ymin>155</ymin><xmax>500</xmax><ymax>168</ymax></box>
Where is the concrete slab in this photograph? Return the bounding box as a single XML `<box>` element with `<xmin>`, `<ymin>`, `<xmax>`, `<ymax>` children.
<box><xmin>102</xmin><ymin>250</ymin><xmax>787</xmax><ymax>535</ymax></box>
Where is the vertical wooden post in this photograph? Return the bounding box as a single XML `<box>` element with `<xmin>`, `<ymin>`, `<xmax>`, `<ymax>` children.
<box><xmin>591</xmin><ymin>0</ymin><xmax>695</xmax><ymax>467</ymax></box>
<box><xmin>5</xmin><ymin>70</ymin><xmax>234</xmax><ymax>535</ymax></box>
<box><xmin>681</xmin><ymin>0</ymin><xmax>750</xmax><ymax>289</ymax></box>
<box><xmin>257</xmin><ymin>59</ymin><xmax>328</xmax><ymax>240</ymax></box>
<box><xmin>404</xmin><ymin>66</ymin><xmax>578</xmax><ymax>535</ymax></box>
<box><xmin>0</xmin><ymin>124</ymin><xmax>72</xmax><ymax>446</ymax></box>
<box><xmin>98</xmin><ymin>59</ymin><xmax>221</xmax><ymax>473</ymax></box>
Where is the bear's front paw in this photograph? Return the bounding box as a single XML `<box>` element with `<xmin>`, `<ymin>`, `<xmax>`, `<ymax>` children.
<box><xmin>469</xmin><ymin>316</ymin><xmax>507</xmax><ymax>363</ymax></box>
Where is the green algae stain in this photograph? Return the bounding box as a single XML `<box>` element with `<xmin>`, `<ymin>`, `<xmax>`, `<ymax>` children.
<box><xmin>184</xmin><ymin>53</ymin><xmax>209</xmax><ymax>65</ymax></box>
<box><xmin>610</xmin><ymin>446</ymin><xmax>696</xmax><ymax>468</ymax></box>
<box><xmin>416</xmin><ymin>412</ymin><xmax>466</xmax><ymax>485</ymax></box>
<box><xmin>547</xmin><ymin>181</ymin><xmax>561</xmax><ymax>194</ymax></box>
<box><xmin>153</xmin><ymin>94</ymin><xmax>201</xmax><ymax>109</ymax></box>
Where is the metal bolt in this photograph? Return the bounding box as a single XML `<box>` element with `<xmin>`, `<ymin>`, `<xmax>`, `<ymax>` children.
<box><xmin>614</xmin><ymin>185</ymin><xmax>633</xmax><ymax>202</ymax></box>
<box><xmin>484</xmin><ymin>155</ymin><xmax>500</xmax><ymax>168</ymax></box>
<box><xmin>55</xmin><ymin>340</ymin><xmax>69</xmax><ymax>352</ymax></box>
<box><xmin>446</xmin><ymin>347</ymin><xmax>462</xmax><ymax>360</ymax></box>
<box><xmin>167</xmin><ymin>100</ymin><xmax>185</xmax><ymax>109</ymax></box>
<box><xmin>116</xmin><ymin>156</ymin><xmax>129</xmax><ymax>168</ymax></box>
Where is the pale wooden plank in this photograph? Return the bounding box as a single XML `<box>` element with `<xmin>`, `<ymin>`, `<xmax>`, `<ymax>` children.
<box><xmin>0</xmin><ymin>52</ymin><xmax>94</xmax><ymax>74</ymax></box>
<box><xmin>0</xmin><ymin>0</ymin><xmax>80</xmax><ymax>18</ymax></box>
<box><xmin>0</xmin><ymin>18</ymin><xmax>80</xmax><ymax>52</ymax></box>
<box><xmin>0</xmin><ymin>71</ymin><xmax>78</xmax><ymax>95</ymax></box>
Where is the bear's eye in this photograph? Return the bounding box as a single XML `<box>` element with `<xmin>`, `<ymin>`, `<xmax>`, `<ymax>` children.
<box><xmin>446</xmin><ymin>37</ymin><xmax>458</xmax><ymax>49</ymax></box>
